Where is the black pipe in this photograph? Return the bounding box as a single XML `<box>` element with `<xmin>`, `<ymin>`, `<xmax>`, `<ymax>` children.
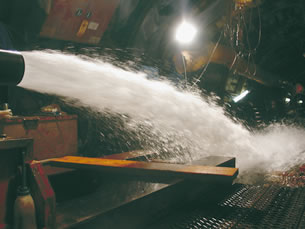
<box><xmin>0</xmin><ymin>49</ymin><xmax>24</xmax><ymax>86</ymax></box>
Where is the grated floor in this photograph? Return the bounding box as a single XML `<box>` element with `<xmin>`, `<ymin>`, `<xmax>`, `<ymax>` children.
<box><xmin>150</xmin><ymin>184</ymin><xmax>305</xmax><ymax>229</ymax></box>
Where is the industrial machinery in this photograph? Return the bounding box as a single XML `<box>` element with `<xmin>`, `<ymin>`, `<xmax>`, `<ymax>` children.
<box><xmin>1</xmin><ymin>1</ymin><xmax>305</xmax><ymax>228</ymax></box>
<box><xmin>1</xmin><ymin>51</ymin><xmax>304</xmax><ymax>229</ymax></box>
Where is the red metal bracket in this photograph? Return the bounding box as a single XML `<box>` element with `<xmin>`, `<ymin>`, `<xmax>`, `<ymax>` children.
<box><xmin>28</xmin><ymin>161</ymin><xmax>56</xmax><ymax>229</ymax></box>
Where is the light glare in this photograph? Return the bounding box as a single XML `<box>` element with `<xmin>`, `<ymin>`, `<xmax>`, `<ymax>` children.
<box><xmin>285</xmin><ymin>98</ymin><xmax>291</xmax><ymax>103</ymax></box>
<box><xmin>233</xmin><ymin>90</ymin><xmax>250</xmax><ymax>103</ymax></box>
<box><xmin>175</xmin><ymin>21</ymin><xmax>197</xmax><ymax>44</ymax></box>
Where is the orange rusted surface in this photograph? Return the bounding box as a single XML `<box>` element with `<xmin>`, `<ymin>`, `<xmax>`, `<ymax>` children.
<box><xmin>176</xmin><ymin>165</ymin><xmax>237</xmax><ymax>176</ymax></box>
<box><xmin>49</xmin><ymin>156</ymin><xmax>238</xmax><ymax>182</ymax></box>
<box><xmin>40</xmin><ymin>0</ymin><xmax>120</xmax><ymax>44</ymax></box>
<box><xmin>0</xmin><ymin>115</ymin><xmax>77</xmax><ymax>160</ymax></box>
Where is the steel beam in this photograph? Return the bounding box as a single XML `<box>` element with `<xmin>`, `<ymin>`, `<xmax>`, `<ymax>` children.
<box><xmin>48</xmin><ymin>156</ymin><xmax>238</xmax><ymax>183</ymax></box>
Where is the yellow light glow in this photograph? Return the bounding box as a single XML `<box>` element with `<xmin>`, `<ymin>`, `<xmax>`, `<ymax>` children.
<box><xmin>235</xmin><ymin>0</ymin><xmax>253</xmax><ymax>8</ymax></box>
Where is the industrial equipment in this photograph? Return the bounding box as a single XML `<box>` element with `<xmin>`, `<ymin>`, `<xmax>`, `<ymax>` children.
<box><xmin>1</xmin><ymin>1</ymin><xmax>305</xmax><ymax>228</ymax></box>
<box><xmin>39</xmin><ymin>0</ymin><xmax>120</xmax><ymax>45</ymax></box>
<box><xmin>0</xmin><ymin>50</ymin><xmax>24</xmax><ymax>110</ymax></box>
<box><xmin>0</xmin><ymin>50</ymin><xmax>24</xmax><ymax>87</ymax></box>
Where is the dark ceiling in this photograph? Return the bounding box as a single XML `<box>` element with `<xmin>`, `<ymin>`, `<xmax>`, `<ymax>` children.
<box><xmin>255</xmin><ymin>0</ymin><xmax>305</xmax><ymax>85</ymax></box>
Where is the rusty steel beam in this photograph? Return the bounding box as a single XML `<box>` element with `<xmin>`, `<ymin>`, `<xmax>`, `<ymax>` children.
<box><xmin>48</xmin><ymin>156</ymin><xmax>238</xmax><ymax>183</ymax></box>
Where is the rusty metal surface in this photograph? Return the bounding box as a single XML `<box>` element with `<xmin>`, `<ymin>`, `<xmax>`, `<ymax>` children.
<box><xmin>40</xmin><ymin>0</ymin><xmax>120</xmax><ymax>44</ymax></box>
<box><xmin>40</xmin><ymin>151</ymin><xmax>157</xmax><ymax>177</ymax></box>
<box><xmin>49</xmin><ymin>156</ymin><xmax>238</xmax><ymax>183</ymax></box>
<box><xmin>0</xmin><ymin>115</ymin><xmax>77</xmax><ymax>160</ymax></box>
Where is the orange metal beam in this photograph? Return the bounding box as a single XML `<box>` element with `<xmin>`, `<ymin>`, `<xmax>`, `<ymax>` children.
<box><xmin>48</xmin><ymin>156</ymin><xmax>238</xmax><ymax>183</ymax></box>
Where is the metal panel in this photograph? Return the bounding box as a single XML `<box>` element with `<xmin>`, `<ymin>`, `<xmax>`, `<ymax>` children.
<box><xmin>0</xmin><ymin>115</ymin><xmax>78</xmax><ymax>160</ymax></box>
<box><xmin>40</xmin><ymin>0</ymin><xmax>120</xmax><ymax>44</ymax></box>
<box><xmin>40</xmin><ymin>0</ymin><xmax>88</xmax><ymax>41</ymax></box>
<box><xmin>28</xmin><ymin>162</ymin><xmax>56</xmax><ymax>229</ymax></box>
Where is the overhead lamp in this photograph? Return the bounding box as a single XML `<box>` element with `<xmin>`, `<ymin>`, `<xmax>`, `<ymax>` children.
<box><xmin>175</xmin><ymin>21</ymin><xmax>197</xmax><ymax>44</ymax></box>
<box><xmin>233</xmin><ymin>90</ymin><xmax>250</xmax><ymax>103</ymax></box>
<box><xmin>285</xmin><ymin>98</ymin><xmax>291</xmax><ymax>103</ymax></box>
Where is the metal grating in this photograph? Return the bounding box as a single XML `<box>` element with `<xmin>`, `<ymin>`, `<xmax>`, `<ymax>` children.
<box><xmin>151</xmin><ymin>184</ymin><xmax>305</xmax><ymax>229</ymax></box>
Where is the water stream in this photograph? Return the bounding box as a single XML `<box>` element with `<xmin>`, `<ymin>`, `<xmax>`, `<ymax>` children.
<box><xmin>20</xmin><ymin>50</ymin><xmax>305</xmax><ymax>182</ymax></box>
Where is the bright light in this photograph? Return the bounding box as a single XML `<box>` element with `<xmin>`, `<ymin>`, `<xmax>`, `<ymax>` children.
<box><xmin>285</xmin><ymin>98</ymin><xmax>291</xmax><ymax>103</ymax></box>
<box><xmin>298</xmin><ymin>100</ymin><xmax>303</xmax><ymax>104</ymax></box>
<box><xmin>233</xmin><ymin>90</ymin><xmax>250</xmax><ymax>103</ymax></box>
<box><xmin>175</xmin><ymin>21</ymin><xmax>197</xmax><ymax>44</ymax></box>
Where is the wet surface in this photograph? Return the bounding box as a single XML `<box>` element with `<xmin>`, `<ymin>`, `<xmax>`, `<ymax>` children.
<box><xmin>149</xmin><ymin>183</ymin><xmax>305</xmax><ymax>229</ymax></box>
